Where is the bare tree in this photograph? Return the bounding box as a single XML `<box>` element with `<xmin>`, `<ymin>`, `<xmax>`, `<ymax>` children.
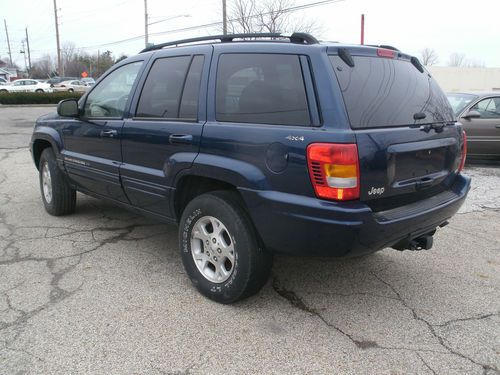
<box><xmin>419</xmin><ymin>48</ymin><xmax>439</xmax><ymax>66</ymax></box>
<box><xmin>226</xmin><ymin>0</ymin><xmax>321</xmax><ymax>35</ymax></box>
<box><xmin>465</xmin><ymin>59</ymin><xmax>486</xmax><ymax>68</ymax></box>
<box><xmin>448</xmin><ymin>52</ymin><xmax>466</xmax><ymax>67</ymax></box>
<box><xmin>30</xmin><ymin>54</ymin><xmax>55</xmax><ymax>79</ymax></box>
<box><xmin>229</xmin><ymin>0</ymin><xmax>260</xmax><ymax>33</ymax></box>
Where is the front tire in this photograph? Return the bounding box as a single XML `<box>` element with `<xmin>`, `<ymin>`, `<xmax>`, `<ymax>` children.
<box><xmin>35</xmin><ymin>89</ymin><xmax>43</xmax><ymax>93</ymax></box>
<box><xmin>39</xmin><ymin>148</ymin><xmax>76</xmax><ymax>216</ymax></box>
<box><xmin>179</xmin><ymin>191</ymin><xmax>272</xmax><ymax>303</ymax></box>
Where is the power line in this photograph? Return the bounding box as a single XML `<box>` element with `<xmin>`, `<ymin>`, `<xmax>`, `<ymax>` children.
<box><xmin>78</xmin><ymin>0</ymin><xmax>344</xmax><ymax>50</ymax></box>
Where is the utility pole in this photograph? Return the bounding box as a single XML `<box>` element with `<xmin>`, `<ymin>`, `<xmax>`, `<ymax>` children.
<box><xmin>222</xmin><ymin>0</ymin><xmax>227</xmax><ymax>35</ymax></box>
<box><xmin>25</xmin><ymin>28</ymin><xmax>32</xmax><ymax>73</ymax></box>
<box><xmin>53</xmin><ymin>0</ymin><xmax>62</xmax><ymax>76</ymax></box>
<box><xmin>3</xmin><ymin>19</ymin><xmax>13</xmax><ymax>66</ymax></box>
<box><xmin>20</xmin><ymin>40</ymin><xmax>27</xmax><ymax>71</ymax></box>
<box><xmin>360</xmin><ymin>14</ymin><xmax>365</xmax><ymax>45</ymax></box>
<box><xmin>144</xmin><ymin>0</ymin><xmax>149</xmax><ymax>47</ymax></box>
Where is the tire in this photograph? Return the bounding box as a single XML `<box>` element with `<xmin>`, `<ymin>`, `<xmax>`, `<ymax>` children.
<box><xmin>35</xmin><ymin>89</ymin><xmax>43</xmax><ymax>93</ymax></box>
<box><xmin>0</xmin><ymin>89</ymin><xmax>7</xmax><ymax>93</ymax></box>
<box><xmin>179</xmin><ymin>190</ymin><xmax>273</xmax><ymax>304</ymax></box>
<box><xmin>68</xmin><ymin>88</ymin><xmax>74</xmax><ymax>92</ymax></box>
<box><xmin>39</xmin><ymin>148</ymin><xmax>76</xmax><ymax>216</ymax></box>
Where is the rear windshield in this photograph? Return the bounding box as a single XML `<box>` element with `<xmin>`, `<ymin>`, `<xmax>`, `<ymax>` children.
<box><xmin>329</xmin><ymin>55</ymin><xmax>454</xmax><ymax>129</ymax></box>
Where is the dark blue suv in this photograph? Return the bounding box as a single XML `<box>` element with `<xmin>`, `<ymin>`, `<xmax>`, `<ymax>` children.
<box><xmin>30</xmin><ymin>33</ymin><xmax>470</xmax><ymax>303</ymax></box>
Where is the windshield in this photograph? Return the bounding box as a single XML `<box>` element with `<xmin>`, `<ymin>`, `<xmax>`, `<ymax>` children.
<box><xmin>446</xmin><ymin>93</ymin><xmax>479</xmax><ymax>116</ymax></box>
<box><xmin>330</xmin><ymin>55</ymin><xmax>455</xmax><ymax>128</ymax></box>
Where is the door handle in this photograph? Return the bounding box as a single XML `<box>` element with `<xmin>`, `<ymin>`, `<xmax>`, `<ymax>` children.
<box><xmin>495</xmin><ymin>125</ymin><xmax>500</xmax><ymax>128</ymax></box>
<box><xmin>100</xmin><ymin>129</ymin><xmax>118</xmax><ymax>138</ymax></box>
<box><xmin>169</xmin><ymin>134</ymin><xmax>193</xmax><ymax>145</ymax></box>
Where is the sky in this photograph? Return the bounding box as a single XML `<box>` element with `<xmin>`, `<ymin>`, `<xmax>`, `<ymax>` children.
<box><xmin>2</xmin><ymin>0</ymin><xmax>500</xmax><ymax>70</ymax></box>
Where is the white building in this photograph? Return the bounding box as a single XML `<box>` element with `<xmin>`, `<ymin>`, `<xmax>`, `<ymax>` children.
<box><xmin>427</xmin><ymin>66</ymin><xmax>500</xmax><ymax>92</ymax></box>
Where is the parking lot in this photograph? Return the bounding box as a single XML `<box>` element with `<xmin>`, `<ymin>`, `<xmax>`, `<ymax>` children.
<box><xmin>0</xmin><ymin>106</ymin><xmax>499</xmax><ymax>374</ymax></box>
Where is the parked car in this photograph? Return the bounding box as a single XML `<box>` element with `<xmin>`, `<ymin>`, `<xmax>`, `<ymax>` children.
<box><xmin>0</xmin><ymin>77</ymin><xmax>7</xmax><ymax>85</ymax></box>
<box><xmin>30</xmin><ymin>33</ymin><xmax>470</xmax><ymax>303</ymax></box>
<box><xmin>46</xmin><ymin>76</ymin><xmax>79</xmax><ymax>87</ymax></box>
<box><xmin>0</xmin><ymin>79</ymin><xmax>53</xmax><ymax>93</ymax></box>
<box><xmin>447</xmin><ymin>92</ymin><xmax>500</xmax><ymax>159</ymax></box>
<box><xmin>53</xmin><ymin>80</ymin><xmax>89</xmax><ymax>93</ymax></box>
<box><xmin>81</xmin><ymin>77</ymin><xmax>95</xmax><ymax>86</ymax></box>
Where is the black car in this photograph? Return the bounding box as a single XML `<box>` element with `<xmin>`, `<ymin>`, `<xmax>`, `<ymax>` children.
<box><xmin>30</xmin><ymin>33</ymin><xmax>470</xmax><ymax>303</ymax></box>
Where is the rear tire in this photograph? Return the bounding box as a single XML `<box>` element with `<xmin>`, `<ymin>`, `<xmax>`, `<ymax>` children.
<box><xmin>35</xmin><ymin>89</ymin><xmax>43</xmax><ymax>93</ymax></box>
<box><xmin>179</xmin><ymin>191</ymin><xmax>272</xmax><ymax>304</ymax></box>
<box><xmin>68</xmin><ymin>88</ymin><xmax>74</xmax><ymax>93</ymax></box>
<box><xmin>39</xmin><ymin>148</ymin><xmax>76</xmax><ymax>216</ymax></box>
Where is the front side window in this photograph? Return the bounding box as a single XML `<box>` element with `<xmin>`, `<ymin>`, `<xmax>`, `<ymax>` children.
<box><xmin>136</xmin><ymin>55</ymin><xmax>204</xmax><ymax>120</ymax></box>
<box><xmin>471</xmin><ymin>97</ymin><xmax>500</xmax><ymax>118</ymax></box>
<box><xmin>216</xmin><ymin>53</ymin><xmax>311</xmax><ymax>126</ymax></box>
<box><xmin>84</xmin><ymin>61</ymin><xmax>142</xmax><ymax>118</ymax></box>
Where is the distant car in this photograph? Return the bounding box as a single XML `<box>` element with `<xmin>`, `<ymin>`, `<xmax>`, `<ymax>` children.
<box><xmin>46</xmin><ymin>77</ymin><xmax>78</xmax><ymax>87</ymax></box>
<box><xmin>0</xmin><ymin>79</ymin><xmax>53</xmax><ymax>93</ymax></box>
<box><xmin>53</xmin><ymin>80</ymin><xmax>89</xmax><ymax>93</ymax></box>
<box><xmin>81</xmin><ymin>77</ymin><xmax>95</xmax><ymax>86</ymax></box>
<box><xmin>447</xmin><ymin>92</ymin><xmax>500</xmax><ymax>159</ymax></box>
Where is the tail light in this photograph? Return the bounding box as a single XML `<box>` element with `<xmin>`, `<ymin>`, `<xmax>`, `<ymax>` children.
<box><xmin>307</xmin><ymin>143</ymin><xmax>360</xmax><ymax>201</ymax></box>
<box><xmin>377</xmin><ymin>48</ymin><xmax>395</xmax><ymax>58</ymax></box>
<box><xmin>458</xmin><ymin>130</ymin><xmax>467</xmax><ymax>172</ymax></box>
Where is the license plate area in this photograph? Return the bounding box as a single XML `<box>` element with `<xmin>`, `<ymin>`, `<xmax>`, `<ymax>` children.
<box><xmin>395</xmin><ymin>146</ymin><xmax>447</xmax><ymax>181</ymax></box>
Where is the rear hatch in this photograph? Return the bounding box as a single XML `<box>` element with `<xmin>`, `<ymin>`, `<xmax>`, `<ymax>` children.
<box><xmin>328</xmin><ymin>46</ymin><xmax>465</xmax><ymax>210</ymax></box>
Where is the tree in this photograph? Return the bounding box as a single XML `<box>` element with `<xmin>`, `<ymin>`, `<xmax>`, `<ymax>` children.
<box><xmin>448</xmin><ymin>52</ymin><xmax>466</xmax><ymax>67</ymax></box>
<box><xmin>419</xmin><ymin>48</ymin><xmax>438</xmax><ymax>66</ymax></box>
<box><xmin>30</xmin><ymin>54</ymin><xmax>56</xmax><ymax>79</ymax></box>
<box><xmin>227</xmin><ymin>0</ymin><xmax>321</xmax><ymax>35</ymax></box>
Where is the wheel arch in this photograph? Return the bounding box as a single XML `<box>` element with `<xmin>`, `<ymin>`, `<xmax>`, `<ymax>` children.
<box><xmin>31</xmin><ymin>129</ymin><xmax>63</xmax><ymax>170</ymax></box>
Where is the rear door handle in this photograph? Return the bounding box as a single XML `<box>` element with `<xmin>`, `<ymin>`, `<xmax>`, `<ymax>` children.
<box><xmin>100</xmin><ymin>129</ymin><xmax>118</xmax><ymax>138</ymax></box>
<box><xmin>169</xmin><ymin>134</ymin><xmax>193</xmax><ymax>145</ymax></box>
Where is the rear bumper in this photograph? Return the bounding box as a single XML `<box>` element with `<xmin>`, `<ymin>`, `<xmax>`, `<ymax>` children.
<box><xmin>239</xmin><ymin>174</ymin><xmax>471</xmax><ymax>257</ymax></box>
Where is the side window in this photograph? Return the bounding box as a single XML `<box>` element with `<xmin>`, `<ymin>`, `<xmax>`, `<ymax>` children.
<box><xmin>216</xmin><ymin>53</ymin><xmax>311</xmax><ymax>126</ymax></box>
<box><xmin>84</xmin><ymin>61</ymin><xmax>142</xmax><ymax>118</ymax></box>
<box><xmin>472</xmin><ymin>98</ymin><xmax>500</xmax><ymax>118</ymax></box>
<box><xmin>179</xmin><ymin>55</ymin><xmax>204</xmax><ymax>119</ymax></box>
<box><xmin>136</xmin><ymin>55</ymin><xmax>203</xmax><ymax>120</ymax></box>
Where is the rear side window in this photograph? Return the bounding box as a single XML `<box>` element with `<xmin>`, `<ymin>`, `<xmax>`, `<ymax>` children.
<box><xmin>216</xmin><ymin>53</ymin><xmax>310</xmax><ymax>126</ymax></box>
<box><xmin>136</xmin><ymin>55</ymin><xmax>204</xmax><ymax>120</ymax></box>
<box><xmin>329</xmin><ymin>55</ymin><xmax>454</xmax><ymax>128</ymax></box>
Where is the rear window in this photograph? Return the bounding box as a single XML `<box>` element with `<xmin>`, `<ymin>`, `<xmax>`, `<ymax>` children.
<box><xmin>329</xmin><ymin>55</ymin><xmax>454</xmax><ymax>128</ymax></box>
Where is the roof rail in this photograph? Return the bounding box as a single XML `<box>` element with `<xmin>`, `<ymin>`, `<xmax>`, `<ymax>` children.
<box><xmin>139</xmin><ymin>32</ymin><xmax>319</xmax><ymax>53</ymax></box>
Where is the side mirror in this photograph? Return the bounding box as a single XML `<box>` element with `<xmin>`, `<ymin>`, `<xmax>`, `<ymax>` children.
<box><xmin>57</xmin><ymin>98</ymin><xmax>79</xmax><ymax>117</ymax></box>
<box><xmin>462</xmin><ymin>110</ymin><xmax>481</xmax><ymax>119</ymax></box>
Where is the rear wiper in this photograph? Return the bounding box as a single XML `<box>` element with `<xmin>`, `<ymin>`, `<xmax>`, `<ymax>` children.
<box><xmin>413</xmin><ymin>112</ymin><xmax>426</xmax><ymax>120</ymax></box>
<box><xmin>420</xmin><ymin>122</ymin><xmax>454</xmax><ymax>133</ymax></box>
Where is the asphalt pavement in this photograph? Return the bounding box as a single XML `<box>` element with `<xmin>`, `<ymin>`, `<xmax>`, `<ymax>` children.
<box><xmin>0</xmin><ymin>106</ymin><xmax>499</xmax><ymax>374</ymax></box>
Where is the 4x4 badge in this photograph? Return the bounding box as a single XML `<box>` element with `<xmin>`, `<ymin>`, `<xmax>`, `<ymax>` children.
<box><xmin>286</xmin><ymin>135</ymin><xmax>304</xmax><ymax>142</ymax></box>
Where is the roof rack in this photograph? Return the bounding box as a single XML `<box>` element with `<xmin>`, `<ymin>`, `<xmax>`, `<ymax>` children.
<box><xmin>140</xmin><ymin>32</ymin><xmax>319</xmax><ymax>53</ymax></box>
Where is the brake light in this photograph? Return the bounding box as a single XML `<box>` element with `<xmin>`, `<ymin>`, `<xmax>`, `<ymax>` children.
<box><xmin>458</xmin><ymin>130</ymin><xmax>467</xmax><ymax>172</ymax></box>
<box><xmin>307</xmin><ymin>143</ymin><xmax>360</xmax><ymax>201</ymax></box>
<box><xmin>377</xmin><ymin>48</ymin><xmax>395</xmax><ymax>58</ymax></box>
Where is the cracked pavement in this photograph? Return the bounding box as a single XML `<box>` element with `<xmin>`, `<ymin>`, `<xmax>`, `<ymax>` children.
<box><xmin>0</xmin><ymin>106</ymin><xmax>499</xmax><ymax>374</ymax></box>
